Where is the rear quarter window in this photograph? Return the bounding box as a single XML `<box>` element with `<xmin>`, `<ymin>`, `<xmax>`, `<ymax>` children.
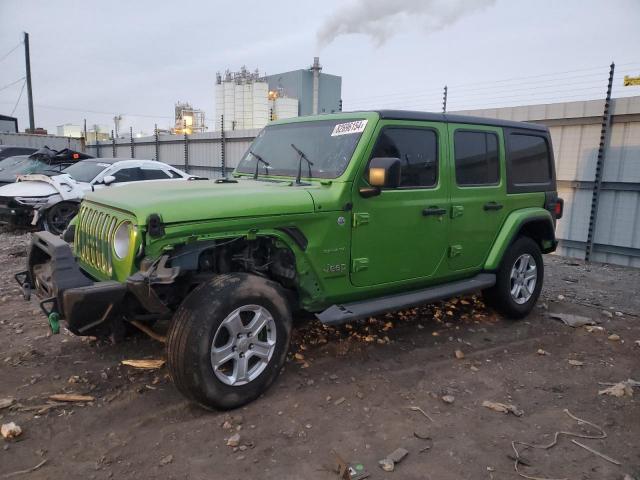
<box><xmin>506</xmin><ymin>129</ymin><xmax>555</xmax><ymax>193</ymax></box>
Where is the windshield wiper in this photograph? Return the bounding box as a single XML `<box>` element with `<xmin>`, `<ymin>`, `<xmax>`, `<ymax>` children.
<box><xmin>247</xmin><ymin>150</ymin><xmax>270</xmax><ymax>180</ymax></box>
<box><xmin>290</xmin><ymin>143</ymin><xmax>314</xmax><ymax>185</ymax></box>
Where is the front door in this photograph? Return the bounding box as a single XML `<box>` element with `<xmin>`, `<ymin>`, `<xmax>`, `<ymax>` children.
<box><xmin>350</xmin><ymin>121</ymin><xmax>450</xmax><ymax>287</ymax></box>
<box><xmin>447</xmin><ymin>125</ymin><xmax>507</xmax><ymax>271</ymax></box>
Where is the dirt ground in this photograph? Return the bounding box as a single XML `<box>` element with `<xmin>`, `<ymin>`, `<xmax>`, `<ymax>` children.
<box><xmin>0</xmin><ymin>230</ymin><xmax>638</xmax><ymax>480</ymax></box>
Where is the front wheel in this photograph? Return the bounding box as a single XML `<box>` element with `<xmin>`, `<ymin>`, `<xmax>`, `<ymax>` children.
<box><xmin>43</xmin><ymin>201</ymin><xmax>79</xmax><ymax>235</ymax></box>
<box><xmin>483</xmin><ymin>236</ymin><xmax>544</xmax><ymax>319</ymax></box>
<box><xmin>166</xmin><ymin>273</ymin><xmax>292</xmax><ymax>410</ymax></box>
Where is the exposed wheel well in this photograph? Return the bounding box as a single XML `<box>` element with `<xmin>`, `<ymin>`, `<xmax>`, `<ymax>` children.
<box><xmin>160</xmin><ymin>236</ymin><xmax>299</xmax><ymax>307</ymax></box>
<box><xmin>516</xmin><ymin>219</ymin><xmax>556</xmax><ymax>253</ymax></box>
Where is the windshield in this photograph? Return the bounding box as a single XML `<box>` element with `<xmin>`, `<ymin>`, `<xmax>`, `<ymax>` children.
<box><xmin>62</xmin><ymin>161</ymin><xmax>109</xmax><ymax>183</ymax></box>
<box><xmin>236</xmin><ymin>119</ymin><xmax>368</xmax><ymax>179</ymax></box>
<box><xmin>0</xmin><ymin>156</ymin><xmax>29</xmax><ymax>171</ymax></box>
<box><xmin>0</xmin><ymin>157</ymin><xmax>57</xmax><ymax>179</ymax></box>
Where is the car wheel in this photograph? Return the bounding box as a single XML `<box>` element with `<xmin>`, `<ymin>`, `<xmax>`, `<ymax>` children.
<box><xmin>43</xmin><ymin>201</ymin><xmax>79</xmax><ymax>235</ymax></box>
<box><xmin>483</xmin><ymin>236</ymin><xmax>544</xmax><ymax>319</ymax></box>
<box><xmin>166</xmin><ymin>273</ymin><xmax>292</xmax><ymax>410</ymax></box>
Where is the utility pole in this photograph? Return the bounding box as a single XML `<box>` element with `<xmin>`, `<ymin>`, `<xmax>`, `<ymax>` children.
<box><xmin>23</xmin><ymin>32</ymin><xmax>35</xmax><ymax>131</ymax></box>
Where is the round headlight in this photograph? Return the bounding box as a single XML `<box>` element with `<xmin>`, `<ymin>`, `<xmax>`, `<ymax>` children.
<box><xmin>113</xmin><ymin>221</ymin><xmax>132</xmax><ymax>259</ymax></box>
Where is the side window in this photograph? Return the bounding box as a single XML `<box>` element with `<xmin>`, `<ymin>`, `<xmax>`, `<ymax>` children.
<box><xmin>454</xmin><ymin>131</ymin><xmax>499</xmax><ymax>186</ymax></box>
<box><xmin>166</xmin><ymin>169</ymin><xmax>182</xmax><ymax>179</ymax></box>
<box><xmin>508</xmin><ymin>134</ymin><xmax>551</xmax><ymax>184</ymax></box>
<box><xmin>370</xmin><ymin>127</ymin><xmax>438</xmax><ymax>188</ymax></box>
<box><xmin>112</xmin><ymin>167</ymin><xmax>143</xmax><ymax>183</ymax></box>
<box><xmin>141</xmin><ymin>168</ymin><xmax>171</xmax><ymax>180</ymax></box>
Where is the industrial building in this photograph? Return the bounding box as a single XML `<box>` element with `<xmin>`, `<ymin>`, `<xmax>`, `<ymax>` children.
<box><xmin>214</xmin><ymin>58</ymin><xmax>341</xmax><ymax>131</ymax></box>
<box><xmin>56</xmin><ymin>124</ymin><xmax>83</xmax><ymax>138</ymax></box>
<box><xmin>264</xmin><ymin>57</ymin><xmax>342</xmax><ymax>116</ymax></box>
<box><xmin>173</xmin><ymin>102</ymin><xmax>207</xmax><ymax>135</ymax></box>
<box><xmin>214</xmin><ymin>67</ymin><xmax>270</xmax><ymax>131</ymax></box>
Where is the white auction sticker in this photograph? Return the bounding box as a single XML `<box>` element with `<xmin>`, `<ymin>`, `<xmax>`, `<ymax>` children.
<box><xmin>331</xmin><ymin>120</ymin><xmax>368</xmax><ymax>136</ymax></box>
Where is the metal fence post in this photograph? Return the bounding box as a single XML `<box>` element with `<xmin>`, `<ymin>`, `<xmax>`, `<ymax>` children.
<box><xmin>130</xmin><ymin>126</ymin><xmax>135</xmax><ymax>158</ymax></box>
<box><xmin>184</xmin><ymin>133</ymin><xmax>189</xmax><ymax>174</ymax></box>
<box><xmin>442</xmin><ymin>85</ymin><xmax>448</xmax><ymax>113</ymax></box>
<box><xmin>154</xmin><ymin>123</ymin><xmax>159</xmax><ymax>161</ymax></box>
<box><xmin>111</xmin><ymin>130</ymin><xmax>116</xmax><ymax>157</ymax></box>
<box><xmin>585</xmin><ymin>62</ymin><xmax>615</xmax><ymax>262</ymax></box>
<box><xmin>220</xmin><ymin>114</ymin><xmax>226</xmax><ymax>178</ymax></box>
<box><xmin>96</xmin><ymin>140</ymin><xmax>101</xmax><ymax>158</ymax></box>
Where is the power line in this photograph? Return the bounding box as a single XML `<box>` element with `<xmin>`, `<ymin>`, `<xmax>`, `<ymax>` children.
<box><xmin>0</xmin><ymin>41</ymin><xmax>22</xmax><ymax>64</ymax></box>
<box><xmin>347</xmin><ymin>68</ymin><xmax>640</xmax><ymax>109</ymax></box>
<box><xmin>347</xmin><ymin>83</ymin><xmax>607</xmax><ymax>109</ymax></box>
<box><xmin>10</xmin><ymin>80</ymin><xmax>26</xmax><ymax>115</ymax></box>
<box><xmin>346</xmin><ymin>63</ymin><xmax>639</xmax><ymax>105</ymax></box>
<box><xmin>0</xmin><ymin>77</ymin><xmax>26</xmax><ymax>92</ymax></box>
<box><xmin>0</xmin><ymin>100</ymin><xmax>174</xmax><ymax>120</ymax></box>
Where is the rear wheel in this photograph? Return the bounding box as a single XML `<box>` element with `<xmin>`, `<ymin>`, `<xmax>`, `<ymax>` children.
<box><xmin>166</xmin><ymin>273</ymin><xmax>292</xmax><ymax>410</ymax></box>
<box><xmin>483</xmin><ymin>236</ymin><xmax>543</xmax><ymax>319</ymax></box>
<box><xmin>43</xmin><ymin>201</ymin><xmax>78</xmax><ymax>235</ymax></box>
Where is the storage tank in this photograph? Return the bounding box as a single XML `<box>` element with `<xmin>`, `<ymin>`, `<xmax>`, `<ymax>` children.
<box><xmin>223</xmin><ymin>81</ymin><xmax>235</xmax><ymax>131</ymax></box>
<box><xmin>252</xmin><ymin>82</ymin><xmax>269</xmax><ymax>130</ymax></box>
<box><xmin>214</xmin><ymin>82</ymin><xmax>224</xmax><ymax>130</ymax></box>
<box><xmin>243</xmin><ymin>83</ymin><xmax>253</xmax><ymax>129</ymax></box>
<box><xmin>234</xmin><ymin>83</ymin><xmax>245</xmax><ymax>130</ymax></box>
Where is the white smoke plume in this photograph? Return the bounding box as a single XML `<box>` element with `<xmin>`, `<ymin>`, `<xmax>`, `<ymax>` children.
<box><xmin>317</xmin><ymin>0</ymin><xmax>496</xmax><ymax>47</ymax></box>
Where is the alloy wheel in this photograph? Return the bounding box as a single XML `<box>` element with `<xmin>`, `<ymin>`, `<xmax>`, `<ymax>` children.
<box><xmin>210</xmin><ymin>304</ymin><xmax>277</xmax><ymax>386</ymax></box>
<box><xmin>509</xmin><ymin>253</ymin><xmax>537</xmax><ymax>304</ymax></box>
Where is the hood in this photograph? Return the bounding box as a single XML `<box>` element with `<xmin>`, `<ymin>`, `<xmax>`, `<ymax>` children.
<box><xmin>84</xmin><ymin>179</ymin><xmax>316</xmax><ymax>224</ymax></box>
<box><xmin>0</xmin><ymin>179</ymin><xmax>59</xmax><ymax>198</ymax></box>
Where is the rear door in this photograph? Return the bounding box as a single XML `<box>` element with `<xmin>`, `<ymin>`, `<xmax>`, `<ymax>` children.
<box><xmin>350</xmin><ymin>120</ymin><xmax>450</xmax><ymax>287</ymax></box>
<box><xmin>448</xmin><ymin>125</ymin><xmax>507</xmax><ymax>271</ymax></box>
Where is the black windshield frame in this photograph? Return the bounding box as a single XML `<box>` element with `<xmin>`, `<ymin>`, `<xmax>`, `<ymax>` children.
<box><xmin>236</xmin><ymin>119</ymin><xmax>367</xmax><ymax>180</ymax></box>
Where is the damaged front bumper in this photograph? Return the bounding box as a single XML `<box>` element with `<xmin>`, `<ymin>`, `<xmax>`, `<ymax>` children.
<box><xmin>0</xmin><ymin>201</ymin><xmax>35</xmax><ymax>228</ymax></box>
<box><xmin>16</xmin><ymin>231</ymin><xmax>174</xmax><ymax>335</ymax></box>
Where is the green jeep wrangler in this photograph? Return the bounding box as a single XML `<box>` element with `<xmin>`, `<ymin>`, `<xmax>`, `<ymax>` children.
<box><xmin>18</xmin><ymin>111</ymin><xmax>563</xmax><ymax>409</ymax></box>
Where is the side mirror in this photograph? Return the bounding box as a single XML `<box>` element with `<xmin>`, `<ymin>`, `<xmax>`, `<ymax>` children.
<box><xmin>359</xmin><ymin>157</ymin><xmax>401</xmax><ymax>197</ymax></box>
<box><xmin>102</xmin><ymin>175</ymin><xmax>116</xmax><ymax>186</ymax></box>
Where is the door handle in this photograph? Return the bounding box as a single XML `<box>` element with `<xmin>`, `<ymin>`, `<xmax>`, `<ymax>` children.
<box><xmin>422</xmin><ymin>206</ymin><xmax>447</xmax><ymax>216</ymax></box>
<box><xmin>483</xmin><ymin>202</ymin><xmax>503</xmax><ymax>211</ymax></box>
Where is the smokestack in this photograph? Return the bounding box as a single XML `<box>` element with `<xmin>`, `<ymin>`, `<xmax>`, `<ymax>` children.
<box><xmin>311</xmin><ymin>57</ymin><xmax>322</xmax><ymax>115</ymax></box>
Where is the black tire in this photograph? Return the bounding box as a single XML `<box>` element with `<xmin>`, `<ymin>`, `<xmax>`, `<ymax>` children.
<box><xmin>43</xmin><ymin>201</ymin><xmax>79</xmax><ymax>235</ymax></box>
<box><xmin>166</xmin><ymin>273</ymin><xmax>292</xmax><ymax>410</ymax></box>
<box><xmin>483</xmin><ymin>236</ymin><xmax>544</xmax><ymax>319</ymax></box>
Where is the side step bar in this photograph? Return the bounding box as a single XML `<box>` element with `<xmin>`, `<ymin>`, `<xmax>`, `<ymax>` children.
<box><xmin>316</xmin><ymin>273</ymin><xmax>496</xmax><ymax>325</ymax></box>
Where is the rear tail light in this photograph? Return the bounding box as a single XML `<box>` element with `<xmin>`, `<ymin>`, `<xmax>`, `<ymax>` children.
<box><xmin>554</xmin><ymin>198</ymin><xmax>564</xmax><ymax>219</ymax></box>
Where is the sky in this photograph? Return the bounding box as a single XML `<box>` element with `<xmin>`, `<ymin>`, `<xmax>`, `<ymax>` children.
<box><xmin>1</xmin><ymin>0</ymin><xmax>639</xmax><ymax>135</ymax></box>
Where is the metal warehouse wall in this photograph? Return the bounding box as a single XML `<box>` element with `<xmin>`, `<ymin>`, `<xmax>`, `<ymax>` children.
<box><xmin>0</xmin><ymin>132</ymin><xmax>84</xmax><ymax>151</ymax></box>
<box><xmin>455</xmin><ymin>96</ymin><xmax>640</xmax><ymax>267</ymax></box>
<box><xmin>86</xmin><ymin>129</ymin><xmax>260</xmax><ymax>179</ymax></box>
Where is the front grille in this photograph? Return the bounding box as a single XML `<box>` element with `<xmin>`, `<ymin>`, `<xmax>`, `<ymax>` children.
<box><xmin>74</xmin><ymin>204</ymin><xmax>119</xmax><ymax>277</ymax></box>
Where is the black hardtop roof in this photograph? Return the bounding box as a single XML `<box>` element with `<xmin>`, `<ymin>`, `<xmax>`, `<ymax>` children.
<box><xmin>374</xmin><ymin>110</ymin><xmax>548</xmax><ymax>132</ymax></box>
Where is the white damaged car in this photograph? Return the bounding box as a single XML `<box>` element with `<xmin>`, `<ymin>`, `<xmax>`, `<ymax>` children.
<box><xmin>0</xmin><ymin>158</ymin><xmax>195</xmax><ymax>234</ymax></box>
